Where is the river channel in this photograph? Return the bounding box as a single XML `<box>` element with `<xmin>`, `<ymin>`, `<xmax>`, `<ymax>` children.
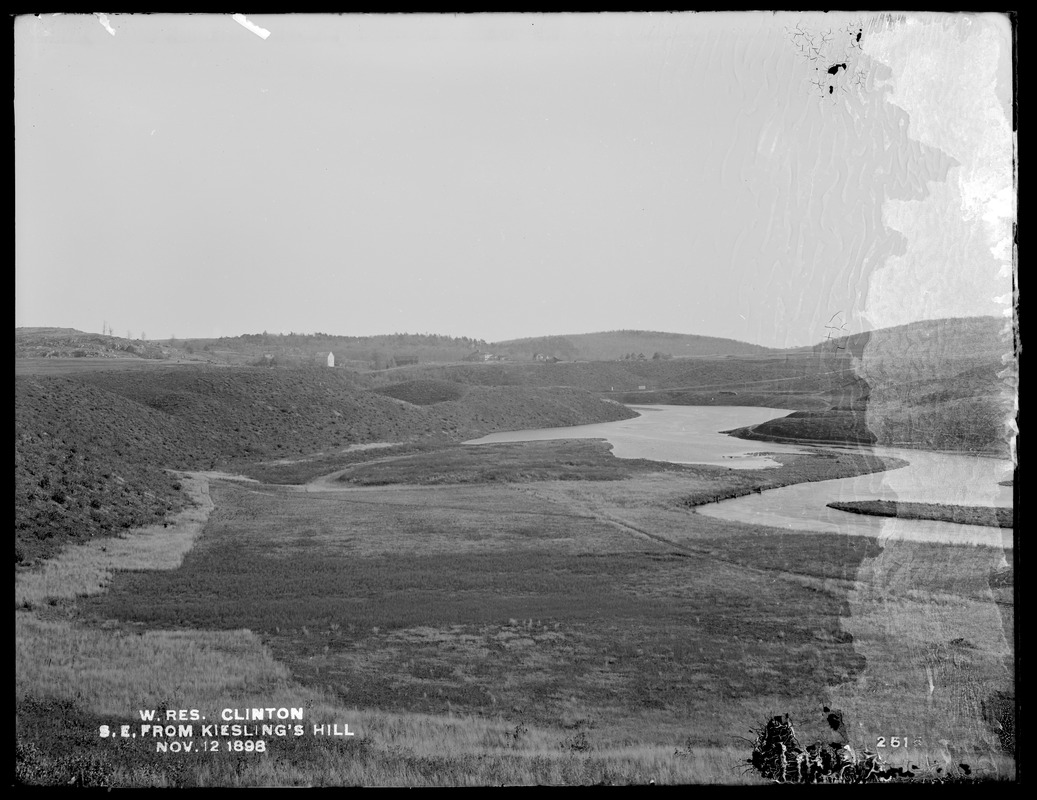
<box><xmin>466</xmin><ymin>404</ymin><xmax>1014</xmax><ymax>549</ymax></box>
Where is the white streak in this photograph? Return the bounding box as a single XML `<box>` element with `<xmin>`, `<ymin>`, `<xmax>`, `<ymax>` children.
<box><xmin>94</xmin><ymin>12</ymin><xmax>116</xmax><ymax>36</ymax></box>
<box><xmin>232</xmin><ymin>14</ymin><xmax>271</xmax><ymax>40</ymax></box>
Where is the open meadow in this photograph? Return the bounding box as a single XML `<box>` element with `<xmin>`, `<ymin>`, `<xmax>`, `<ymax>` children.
<box><xmin>15</xmin><ymin>436</ymin><xmax>1014</xmax><ymax>786</ymax></box>
<box><xmin>14</xmin><ymin>318</ymin><xmax>1015</xmax><ymax>785</ymax></box>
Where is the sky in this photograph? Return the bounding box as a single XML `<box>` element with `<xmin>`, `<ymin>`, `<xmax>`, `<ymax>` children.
<box><xmin>15</xmin><ymin>12</ymin><xmax>1015</xmax><ymax>348</ymax></box>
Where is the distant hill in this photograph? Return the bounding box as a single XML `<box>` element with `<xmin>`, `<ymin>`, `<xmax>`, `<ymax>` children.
<box><xmin>730</xmin><ymin>316</ymin><xmax>1016</xmax><ymax>456</ymax></box>
<box><xmin>801</xmin><ymin>316</ymin><xmax>1010</xmax><ymax>361</ymax></box>
<box><xmin>175</xmin><ymin>332</ymin><xmax>486</xmax><ymax>368</ymax></box>
<box><xmin>15</xmin><ymin>327</ymin><xmax>195</xmax><ymax>362</ymax></box>
<box><xmin>491</xmin><ymin>330</ymin><xmax>771</xmax><ymax>361</ymax></box>
<box><xmin>18</xmin><ymin>318</ymin><xmax>1010</xmax><ymax>369</ymax></box>
<box><xmin>15</xmin><ymin>327</ymin><xmax>771</xmax><ymax>370</ymax></box>
<box><xmin>377</xmin><ymin>353</ymin><xmax>850</xmax><ymax>400</ymax></box>
<box><xmin>176</xmin><ymin>329</ymin><xmax>769</xmax><ymax>368</ymax></box>
<box><xmin>17</xmin><ymin>327</ymin><xmax>81</xmax><ymax>335</ymax></box>
<box><xmin>14</xmin><ymin>329</ymin><xmax>486</xmax><ymax>369</ymax></box>
<box><xmin>15</xmin><ymin>314</ymin><xmax>1017</xmax><ymax>564</ymax></box>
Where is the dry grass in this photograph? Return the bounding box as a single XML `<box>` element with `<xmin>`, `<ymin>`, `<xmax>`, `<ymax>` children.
<box><xmin>15</xmin><ymin>472</ymin><xmax>213</xmax><ymax>609</ymax></box>
<box><xmin>823</xmin><ymin>536</ymin><xmax>1013</xmax><ymax>778</ymax></box>
<box><xmin>16</xmin><ymin>453</ymin><xmax>1015</xmax><ymax>785</ymax></box>
<box><xmin>15</xmin><ymin>468</ymin><xmax>767</xmax><ymax>786</ymax></box>
<box><xmin>15</xmin><ymin>613</ymin><xmax>293</xmax><ymax>716</ymax></box>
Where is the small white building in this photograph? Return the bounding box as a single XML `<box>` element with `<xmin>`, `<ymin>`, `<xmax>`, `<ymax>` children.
<box><xmin>326</xmin><ymin>352</ymin><xmax>335</xmax><ymax>368</ymax></box>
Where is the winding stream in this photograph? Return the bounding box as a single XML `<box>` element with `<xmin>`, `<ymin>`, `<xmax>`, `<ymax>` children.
<box><xmin>466</xmin><ymin>404</ymin><xmax>1014</xmax><ymax>548</ymax></box>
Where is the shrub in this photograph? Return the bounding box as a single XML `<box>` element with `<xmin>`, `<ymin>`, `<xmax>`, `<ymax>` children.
<box><xmin>747</xmin><ymin>714</ymin><xmax>918</xmax><ymax>784</ymax></box>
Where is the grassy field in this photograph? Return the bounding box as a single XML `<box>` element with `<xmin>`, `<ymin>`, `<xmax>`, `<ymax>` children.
<box><xmin>332</xmin><ymin>439</ymin><xmax>752</xmax><ymax>486</ymax></box>
<box><xmin>16</xmin><ymin>440</ymin><xmax>1015</xmax><ymax>786</ymax></box>
<box><xmin>14</xmin><ymin>318</ymin><xmax>1017</xmax><ymax>785</ymax></box>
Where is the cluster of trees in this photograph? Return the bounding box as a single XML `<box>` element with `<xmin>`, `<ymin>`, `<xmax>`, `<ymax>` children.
<box><xmin>619</xmin><ymin>352</ymin><xmax>673</xmax><ymax>361</ymax></box>
<box><xmin>101</xmin><ymin>321</ymin><xmax>145</xmax><ymax>340</ymax></box>
<box><xmin>230</xmin><ymin>331</ymin><xmax>486</xmax><ymax>348</ymax></box>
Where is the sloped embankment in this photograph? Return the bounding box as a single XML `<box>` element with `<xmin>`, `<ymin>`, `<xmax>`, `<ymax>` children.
<box><xmin>16</xmin><ymin>366</ymin><xmax>634</xmax><ymax>564</ymax></box>
<box><xmin>372</xmin><ymin>379</ymin><xmax>468</xmax><ymax>405</ymax></box>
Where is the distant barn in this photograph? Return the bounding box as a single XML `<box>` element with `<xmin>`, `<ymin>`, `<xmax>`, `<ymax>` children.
<box><xmin>318</xmin><ymin>352</ymin><xmax>334</xmax><ymax>367</ymax></box>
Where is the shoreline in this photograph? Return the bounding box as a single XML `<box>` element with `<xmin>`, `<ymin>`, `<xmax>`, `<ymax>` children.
<box><xmin>827</xmin><ymin>499</ymin><xmax>1013</xmax><ymax>529</ymax></box>
<box><xmin>724</xmin><ymin>427</ymin><xmax>1012</xmax><ymax>461</ymax></box>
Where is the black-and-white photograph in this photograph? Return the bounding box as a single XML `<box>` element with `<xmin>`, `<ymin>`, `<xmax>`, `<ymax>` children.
<box><xmin>15</xmin><ymin>12</ymin><xmax>1016</xmax><ymax>786</ymax></box>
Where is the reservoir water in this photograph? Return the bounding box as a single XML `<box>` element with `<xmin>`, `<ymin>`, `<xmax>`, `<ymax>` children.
<box><xmin>466</xmin><ymin>405</ymin><xmax>814</xmax><ymax>469</ymax></box>
<box><xmin>466</xmin><ymin>404</ymin><xmax>1014</xmax><ymax>549</ymax></box>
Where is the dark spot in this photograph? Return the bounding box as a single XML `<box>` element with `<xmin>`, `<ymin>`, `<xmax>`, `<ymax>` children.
<box><xmin>824</xmin><ymin>708</ymin><xmax>848</xmax><ymax>742</ymax></box>
<box><xmin>857</xmin><ymin>29</ymin><xmax>862</xmax><ymax>42</ymax></box>
<box><xmin>827</xmin><ymin>63</ymin><xmax>848</xmax><ymax>75</ymax></box>
<box><xmin>829</xmin><ymin>86</ymin><xmax>834</xmax><ymax>94</ymax></box>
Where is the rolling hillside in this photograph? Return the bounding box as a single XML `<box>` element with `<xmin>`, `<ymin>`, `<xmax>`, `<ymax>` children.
<box><xmin>808</xmin><ymin>316</ymin><xmax>1011</xmax><ymax>363</ymax></box>
<box><xmin>15</xmin><ymin>327</ymin><xmax>193</xmax><ymax>362</ymax></box>
<box><xmin>15</xmin><ymin>366</ymin><xmax>633</xmax><ymax>564</ymax></box>
<box><xmin>491</xmin><ymin>330</ymin><xmax>771</xmax><ymax>361</ymax></box>
<box><xmin>374</xmin><ymin>353</ymin><xmax>860</xmax><ymax>405</ymax></box>
<box><xmin>731</xmin><ymin>316</ymin><xmax>1016</xmax><ymax>456</ymax></box>
<box><xmin>15</xmin><ymin>328</ymin><xmax>483</xmax><ymax>369</ymax></box>
<box><xmin>15</xmin><ymin>315</ymin><xmax>1016</xmax><ymax>564</ymax></box>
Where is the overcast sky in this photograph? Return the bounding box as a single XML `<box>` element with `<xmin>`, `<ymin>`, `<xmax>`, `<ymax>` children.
<box><xmin>15</xmin><ymin>12</ymin><xmax>1014</xmax><ymax>347</ymax></box>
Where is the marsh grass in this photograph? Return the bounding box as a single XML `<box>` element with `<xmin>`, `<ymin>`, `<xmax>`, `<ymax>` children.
<box><xmin>17</xmin><ymin>452</ymin><xmax>1015</xmax><ymax>785</ymax></box>
<box><xmin>15</xmin><ymin>604</ymin><xmax>762</xmax><ymax>786</ymax></box>
<box><xmin>333</xmin><ymin>439</ymin><xmax>703</xmax><ymax>486</ymax></box>
<box><xmin>76</xmin><ymin>478</ymin><xmax>880</xmax><ymax>752</ymax></box>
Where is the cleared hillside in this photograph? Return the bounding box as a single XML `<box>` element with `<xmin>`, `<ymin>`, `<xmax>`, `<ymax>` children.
<box><xmin>15</xmin><ymin>328</ymin><xmax>192</xmax><ymax>362</ymax></box>
<box><xmin>492</xmin><ymin>330</ymin><xmax>770</xmax><ymax>361</ymax></box>
<box><xmin>174</xmin><ymin>331</ymin><xmax>484</xmax><ymax>368</ymax></box>
<box><xmin>730</xmin><ymin>317</ymin><xmax>1016</xmax><ymax>456</ymax></box>
<box><xmin>372</xmin><ymin>380</ymin><xmax>468</xmax><ymax>405</ymax></box>
<box><xmin>810</xmin><ymin>316</ymin><xmax>1011</xmax><ymax>363</ymax></box>
<box><xmin>15</xmin><ymin>315</ymin><xmax>1015</xmax><ymax>563</ymax></box>
<box><xmin>15</xmin><ymin>328</ymin><xmax>484</xmax><ymax>369</ymax></box>
<box><xmin>373</xmin><ymin>353</ymin><xmax>856</xmax><ymax>399</ymax></box>
<box><xmin>15</xmin><ymin>366</ymin><xmax>634</xmax><ymax>564</ymax></box>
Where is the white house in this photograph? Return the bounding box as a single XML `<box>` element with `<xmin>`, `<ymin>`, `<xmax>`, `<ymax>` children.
<box><xmin>326</xmin><ymin>352</ymin><xmax>335</xmax><ymax>368</ymax></box>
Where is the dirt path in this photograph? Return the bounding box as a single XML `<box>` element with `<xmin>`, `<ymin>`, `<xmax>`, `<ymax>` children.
<box><xmin>299</xmin><ymin>450</ymin><xmax>428</xmax><ymax>492</ymax></box>
<box><xmin>253</xmin><ymin>442</ymin><xmax>399</xmax><ymax>468</ymax></box>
